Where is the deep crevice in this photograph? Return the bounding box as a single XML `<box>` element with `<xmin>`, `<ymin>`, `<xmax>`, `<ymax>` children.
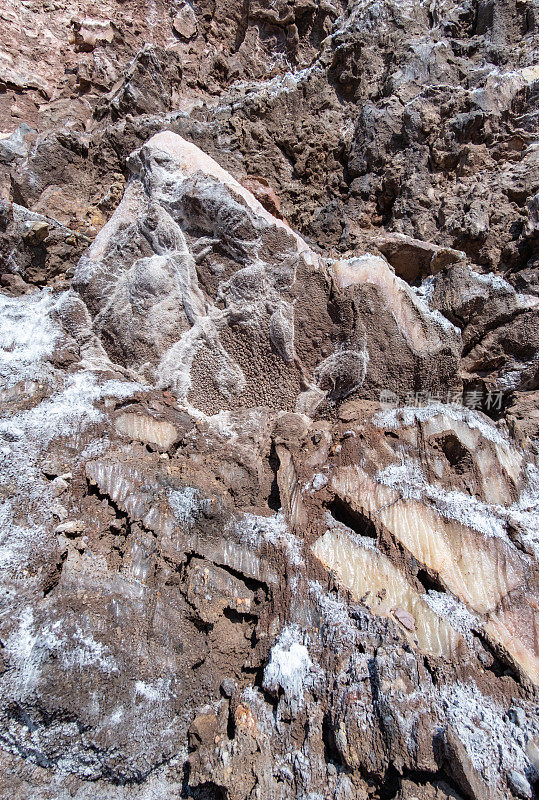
<box><xmin>326</xmin><ymin>495</ymin><xmax>377</xmax><ymax>539</ymax></box>
<box><xmin>223</xmin><ymin>607</ymin><xmax>258</xmax><ymax>625</ymax></box>
<box><xmin>415</xmin><ymin>568</ymin><xmax>446</xmax><ymax>594</ymax></box>
<box><xmin>322</xmin><ymin>712</ymin><xmax>344</xmax><ymax>768</ymax></box>
<box><xmin>379</xmin><ymin>764</ymin><xmax>465</xmax><ymax>800</ymax></box>
<box><xmin>189</xmin><ymin>780</ymin><xmax>229</xmax><ymax>799</ymax></box>
<box><xmin>226</xmin><ymin>702</ymin><xmax>236</xmax><ymax>740</ymax></box>
<box><xmin>475</xmin><ymin>631</ymin><xmax>520</xmax><ymax>681</ymax></box>
<box><xmin>42</xmin><ymin>550</ymin><xmax>68</xmax><ymax>597</ymax></box>
<box><xmin>267</xmin><ymin>441</ymin><xmax>281</xmax><ymax>511</ymax></box>
<box><xmin>201</xmin><ymin>558</ymin><xmax>269</xmax><ymax>599</ymax></box>
<box><xmin>85</xmin><ymin>477</ymin><xmax>131</xmax><ymax>532</ymax></box>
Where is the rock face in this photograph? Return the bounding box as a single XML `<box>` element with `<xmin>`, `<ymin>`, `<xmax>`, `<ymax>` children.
<box><xmin>0</xmin><ymin>2</ymin><xmax>538</xmax><ymax>800</ymax></box>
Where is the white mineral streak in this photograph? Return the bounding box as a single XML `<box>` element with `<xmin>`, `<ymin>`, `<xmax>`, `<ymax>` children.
<box><xmin>332</xmin><ymin>465</ymin><xmax>526</xmax><ymax>613</ymax></box>
<box><xmin>424</xmin><ymin>591</ymin><xmax>480</xmax><ymax>650</ymax></box>
<box><xmin>134</xmin><ymin>678</ymin><xmax>171</xmax><ymax>703</ymax></box>
<box><xmin>168</xmin><ymin>486</ymin><xmax>199</xmax><ymax>523</ymax></box>
<box><xmin>0</xmin><ymin>290</ymin><xmax>143</xmax><ymax>497</ymax></box>
<box><xmin>5</xmin><ymin>372</ymin><xmax>137</xmax><ymax>451</ymax></box>
<box><xmin>140</xmin><ymin>131</ymin><xmax>318</xmax><ymax>265</ymax></box>
<box><xmin>437</xmin><ymin>681</ymin><xmax>538</xmax><ymax>794</ymax></box>
<box><xmin>5</xmin><ymin>608</ymin><xmax>119</xmax><ymax>703</ymax></box>
<box><xmin>42</xmin><ymin>621</ymin><xmax>119</xmax><ymax>674</ymax></box>
<box><xmin>329</xmin><ymin>461</ymin><xmax>539</xmax><ymax>685</ymax></box>
<box><xmin>0</xmin><ymin>289</ymin><xmax>59</xmax><ymax>389</ymax></box>
<box><xmin>72</xmin><ymin>130</ymin><xmax>325</xmax><ymax>409</ymax></box>
<box><xmin>373</xmin><ymin>402</ymin><xmax>510</xmax><ymax>447</ymax></box>
<box><xmin>236</xmin><ymin>510</ymin><xmax>303</xmax><ymax>566</ymax></box>
<box><xmin>312</xmin><ymin>528</ymin><xmax>463</xmax><ymax>658</ymax></box>
<box><xmin>0</xmin><ymin>292</ymin><xmax>150</xmax><ymax>745</ymax></box>
<box><xmin>75</xmin><ymin>180</ymin><xmax>147</xmax><ymax>282</ymax></box>
<box><xmin>115</xmin><ymin>412</ymin><xmax>178</xmax><ymax>450</ymax></box>
<box><xmin>263</xmin><ymin>625</ymin><xmax>320</xmax><ymax>708</ymax></box>
<box><xmin>418</xmin><ymin>410</ymin><xmax>523</xmax><ymax>492</ymax></box>
<box><xmin>376</xmin><ymin>460</ymin><xmax>510</xmax><ymax>538</ymax></box>
<box><xmin>472</xmin><ymin>64</ymin><xmax>539</xmax><ymax>113</ymax></box>
<box><xmin>331</xmin><ymin>255</ymin><xmax>458</xmax><ymax>350</ymax></box>
<box><xmin>275</xmin><ymin>445</ymin><xmax>308</xmax><ymax>530</ymax></box>
<box><xmin>85</xmin><ymin>459</ymin><xmax>150</xmax><ymax>522</ymax></box>
<box><xmin>371</xmin><ymin>406</ymin><xmax>536</xmax><ymax>545</ymax></box>
<box><xmin>222</xmin><ymin>64</ymin><xmax>322</xmax><ymax>110</ymax></box>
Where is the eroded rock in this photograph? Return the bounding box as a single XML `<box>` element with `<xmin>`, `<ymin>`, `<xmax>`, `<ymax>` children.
<box><xmin>0</xmin><ymin>3</ymin><xmax>538</xmax><ymax>798</ymax></box>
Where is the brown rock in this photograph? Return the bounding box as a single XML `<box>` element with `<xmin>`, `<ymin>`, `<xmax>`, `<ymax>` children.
<box><xmin>375</xmin><ymin>232</ymin><xmax>466</xmax><ymax>284</ymax></box>
<box><xmin>0</xmin><ymin>3</ymin><xmax>538</xmax><ymax>798</ymax></box>
<box><xmin>505</xmin><ymin>391</ymin><xmax>539</xmax><ymax>448</ymax></box>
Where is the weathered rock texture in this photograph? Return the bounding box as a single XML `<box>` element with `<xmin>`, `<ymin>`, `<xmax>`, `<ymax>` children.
<box><xmin>0</xmin><ymin>1</ymin><xmax>538</xmax><ymax>800</ymax></box>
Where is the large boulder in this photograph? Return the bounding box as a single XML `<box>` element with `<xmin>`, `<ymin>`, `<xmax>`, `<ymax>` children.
<box><xmin>69</xmin><ymin>132</ymin><xmax>462</xmax><ymax>415</ymax></box>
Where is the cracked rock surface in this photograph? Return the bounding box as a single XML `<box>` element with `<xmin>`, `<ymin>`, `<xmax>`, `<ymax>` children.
<box><xmin>0</xmin><ymin>1</ymin><xmax>538</xmax><ymax>799</ymax></box>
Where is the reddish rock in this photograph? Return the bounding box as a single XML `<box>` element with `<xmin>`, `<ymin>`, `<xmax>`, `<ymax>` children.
<box><xmin>239</xmin><ymin>175</ymin><xmax>285</xmax><ymax>220</ymax></box>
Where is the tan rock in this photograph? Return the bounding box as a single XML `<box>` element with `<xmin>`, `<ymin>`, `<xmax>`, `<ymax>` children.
<box><xmin>312</xmin><ymin>528</ymin><xmax>463</xmax><ymax>658</ymax></box>
<box><xmin>71</xmin><ymin>18</ymin><xmax>116</xmax><ymax>51</ymax></box>
<box><xmin>114</xmin><ymin>412</ymin><xmax>178</xmax><ymax>451</ymax></box>
<box><xmin>55</xmin><ymin>519</ymin><xmax>86</xmax><ymax>535</ymax></box>
<box><xmin>172</xmin><ymin>4</ymin><xmax>197</xmax><ymax>39</ymax></box>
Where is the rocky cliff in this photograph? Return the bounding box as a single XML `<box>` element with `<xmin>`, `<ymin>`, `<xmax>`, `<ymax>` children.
<box><xmin>0</xmin><ymin>1</ymin><xmax>538</xmax><ymax>799</ymax></box>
